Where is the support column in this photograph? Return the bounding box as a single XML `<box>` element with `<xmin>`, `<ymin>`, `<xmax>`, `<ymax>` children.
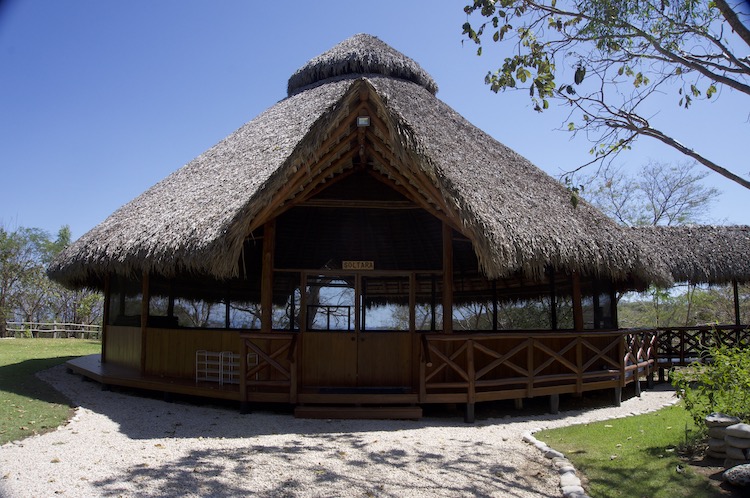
<box><xmin>261</xmin><ymin>220</ymin><xmax>276</xmax><ymax>334</ymax></box>
<box><xmin>549</xmin><ymin>393</ymin><xmax>560</xmax><ymax>414</ymax></box>
<box><xmin>139</xmin><ymin>271</ymin><xmax>150</xmax><ymax>374</ymax></box>
<box><xmin>101</xmin><ymin>275</ymin><xmax>111</xmax><ymax>363</ymax></box>
<box><xmin>571</xmin><ymin>270</ymin><xmax>584</xmax><ymax>331</ymax></box>
<box><xmin>733</xmin><ymin>279</ymin><xmax>741</xmax><ymax>326</ymax></box>
<box><xmin>442</xmin><ymin>222</ymin><xmax>453</xmax><ymax>333</ymax></box>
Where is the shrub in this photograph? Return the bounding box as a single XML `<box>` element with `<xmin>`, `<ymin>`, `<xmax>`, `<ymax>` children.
<box><xmin>671</xmin><ymin>346</ymin><xmax>750</xmax><ymax>427</ymax></box>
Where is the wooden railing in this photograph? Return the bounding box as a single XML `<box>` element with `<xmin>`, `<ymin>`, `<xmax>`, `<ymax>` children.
<box><xmin>5</xmin><ymin>321</ymin><xmax>102</xmax><ymax>339</ymax></box>
<box><xmin>234</xmin><ymin>326</ymin><xmax>746</xmax><ymax>414</ymax></box>
<box><xmin>655</xmin><ymin>324</ymin><xmax>750</xmax><ymax>367</ymax></box>
<box><xmin>239</xmin><ymin>332</ymin><xmax>298</xmax><ymax>405</ymax></box>
<box><xmin>419</xmin><ymin>330</ymin><xmax>654</xmax><ymax>406</ymax></box>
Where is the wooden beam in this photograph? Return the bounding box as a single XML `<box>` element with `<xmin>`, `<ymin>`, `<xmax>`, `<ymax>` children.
<box><xmin>268</xmin><ymin>147</ymin><xmax>360</xmax><ymax>218</ymax></box>
<box><xmin>571</xmin><ymin>271</ymin><xmax>584</xmax><ymax>331</ymax></box>
<box><xmin>102</xmin><ymin>274</ymin><xmax>110</xmax><ymax>363</ymax></box>
<box><xmin>261</xmin><ymin>220</ymin><xmax>276</xmax><ymax>333</ymax></box>
<box><xmin>409</xmin><ymin>272</ymin><xmax>416</xmax><ymax>333</ymax></box>
<box><xmin>300</xmin><ymin>199</ymin><xmax>420</xmax><ymax>209</ymax></box>
<box><xmin>368</xmin><ymin>148</ymin><xmax>457</xmax><ymax>228</ymax></box>
<box><xmin>246</xmin><ymin>115</ymin><xmax>358</xmax><ymax>233</ymax></box>
<box><xmin>366</xmin><ymin>126</ymin><xmax>454</xmax><ymax>220</ymax></box>
<box><xmin>442</xmin><ymin>222</ymin><xmax>453</xmax><ymax>333</ymax></box>
<box><xmin>734</xmin><ymin>279</ymin><xmax>741</xmax><ymax>326</ymax></box>
<box><xmin>139</xmin><ymin>271</ymin><xmax>150</xmax><ymax>374</ymax></box>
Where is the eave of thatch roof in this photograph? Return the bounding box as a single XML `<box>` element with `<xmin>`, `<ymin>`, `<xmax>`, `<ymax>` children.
<box><xmin>48</xmin><ymin>34</ymin><xmax>672</xmax><ymax>290</ymax></box>
<box><xmin>632</xmin><ymin>225</ymin><xmax>750</xmax><ymax>285</ymax></box>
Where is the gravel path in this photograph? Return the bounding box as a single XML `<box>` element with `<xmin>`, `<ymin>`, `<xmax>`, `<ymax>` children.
<box><xmin>0</xmin><ymin>366</ymin><xmax>677</xmax><ymax>497</ymax></box>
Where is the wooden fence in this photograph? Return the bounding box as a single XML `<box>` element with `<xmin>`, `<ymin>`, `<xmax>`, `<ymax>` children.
<box><xmin>5</xmin><ymin>321</ymin><xmax>102</xmax><ymax>339</ymax></box>
<box><xmin>655</xmin><ymin>324</ymin><xmax>749</xmax><ymax>366</ymax></box>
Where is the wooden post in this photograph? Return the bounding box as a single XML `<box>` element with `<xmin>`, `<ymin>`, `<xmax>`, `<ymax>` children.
<box><xmin>442</xmin><ymin>222</ymin><xmax>453</xmax><ymax>333</ymax></box>
<box><xmin>492</xmin><ymin>280</ymin><xmax>498</xmax><ymax>331</ymax></box>
<box><xmin>240</xmin><ymin>336</ymin><xmax>249</xmax><ymax>414</ymax></box>
<box><xmin>139</xmin><ymin>271</ymin><xmax>150</xmax><ymax>374</ymax></box>
<box><xmin>261</xmin><ymin>220</ymin><xmax>276</xmax><ymax>334</ymax></box>
<box><xmin>733</xmin><ymin>279</ymin><xmax>741</xmax><ymax>326</ymax></box>
<box><xmin>466</xmin><ymin>339</ymin><xmax>475</xmax><ymax>423</ymax></box>
<box><xmin>549</xmin><ymin>272</ymin><xmax>558</xmax><ymax>330</ymax></box>
<box><xmin>615</xmin><ymin>334</ymin><xmax>625</xmax><ymax>407</ymax></box>
<box><xmin>549</xmin><ymin>393</ymin><xmax>560</xmax><ymax>414</ymax></box>
<box><xmin>571</xmin><ymin>271</ymin><xmax>584</xmax><ymax>331</ymax></box>
<box><xmin>409</xmin><ymin>273</ymin><xmax>416</xmax><ymax>333</ymax></box>
<box><xmin>101</xmin><ymin>275</ymin><xmax>111</xmax><ymax>363</ymax></box>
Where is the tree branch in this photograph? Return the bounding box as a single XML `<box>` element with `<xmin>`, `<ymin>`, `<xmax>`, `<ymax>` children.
<box><xmin>714</xmin><ymin>0</ymin><xmax>750</xmax><ymax>48</ymax></box>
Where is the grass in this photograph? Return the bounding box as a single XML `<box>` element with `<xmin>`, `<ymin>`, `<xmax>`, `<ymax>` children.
<box><xmin>0</xmin><ymin>338</ymin><xmax>100</xmax><ymax>445</ymax></box>
<box><xmin>535</xmin><ymin>404</ymin><xmax>724</xmax><ymax>498</ymax></box>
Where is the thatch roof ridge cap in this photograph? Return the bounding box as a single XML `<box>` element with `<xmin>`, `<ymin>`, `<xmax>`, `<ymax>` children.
<box><xmin>287</xmin><ymin>33</ymin><xmax>438</xmax><ymax>96</ymax></box>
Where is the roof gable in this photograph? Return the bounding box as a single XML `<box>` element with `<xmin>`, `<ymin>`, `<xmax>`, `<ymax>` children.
<box><xmin>247</xmin><ymin>79</ymin><xmax>460</xmax><ymax>234</ymax></box>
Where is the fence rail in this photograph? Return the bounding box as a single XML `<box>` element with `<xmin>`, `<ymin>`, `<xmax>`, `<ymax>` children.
<box><xmin>5</xmin><ymin>321</ymin><xmax>102</xmax><ymax>339</ymax></box>
<box><xmin>655</xmin><ymin>324</ymin><xmax>750</xmax><ymax>367</ymax></box>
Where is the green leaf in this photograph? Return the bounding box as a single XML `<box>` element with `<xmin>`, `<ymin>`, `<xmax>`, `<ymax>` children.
<box><xmin>568</xmin><ymin>122</ymin><xmax>575</xmax><ymax>131</ymax></box>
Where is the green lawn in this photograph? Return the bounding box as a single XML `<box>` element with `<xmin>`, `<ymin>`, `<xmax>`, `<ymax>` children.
<box><xmin>0</xmin><ymin>338</ymin><xmax>100</xmax><ymax>445</ymax></box>
<box><xmin>535</xmin><ymin>405</ymin><xmax>724</xmax><ymax>498</ymax></box>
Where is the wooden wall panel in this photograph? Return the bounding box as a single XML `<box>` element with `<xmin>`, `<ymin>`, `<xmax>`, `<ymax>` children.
<box><xmin>104</xmin><ymin>326</ymin><xmax>142</xmax><ymax>369</ymax></box>
<box><xmin>358</xmin><ymin>332</ymin><xmax>412</xmax><ymax>387</ymax></box>
<box><xmin>144</xmin><ymin>328</ymin><xmax>241</xmax><ymax>379</ymax></box>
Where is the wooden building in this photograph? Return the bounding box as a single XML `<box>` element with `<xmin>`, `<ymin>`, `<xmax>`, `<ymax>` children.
<box><xmin>51</xmin><ymin>34</ymin><xmax>731</xmax><ymax>421</ymax></box>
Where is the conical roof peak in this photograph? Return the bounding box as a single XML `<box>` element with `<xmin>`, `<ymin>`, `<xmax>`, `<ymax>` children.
<box><xmin>287</xmin><ymin>33</ymin><xmax>438</xmax><ymax>96</ymax></box>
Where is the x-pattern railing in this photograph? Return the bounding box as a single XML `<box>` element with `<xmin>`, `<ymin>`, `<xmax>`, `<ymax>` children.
<box><xmin>420</xmin><ymin>332</ymin><xmax>632</xmax><ymax>403</ymax></box>
<box><xmin>235</xmin><ymin>325</ymin><xmax>747</xmax><ymax>406</ymax></box>
<box><xmin>655</xmin><ymin>325</ymin><xmax>750</xmax><ymax>366</ymax></box>
<box><xmin>240</xmin><ymin>333</ymin><xmax>298</xmax><ymax>403</ymax></box>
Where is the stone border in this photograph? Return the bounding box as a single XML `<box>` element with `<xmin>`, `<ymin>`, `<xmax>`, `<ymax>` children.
<box><xmin>523</xmin><ymin>430</ymin><xmax>590</xmax><ymax>498</ymax></box>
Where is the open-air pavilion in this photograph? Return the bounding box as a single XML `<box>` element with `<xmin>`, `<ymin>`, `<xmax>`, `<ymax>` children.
<box><xmin>49</xmin><ymin>34</ymin><xmax>749</xmax><ymax>421</ymax></box>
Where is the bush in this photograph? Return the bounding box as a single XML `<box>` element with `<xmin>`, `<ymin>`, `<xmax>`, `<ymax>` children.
<box><xmin>671</xmin><ymin>346</ymin><xmax>750</xmax><ymax>427</ymax></box>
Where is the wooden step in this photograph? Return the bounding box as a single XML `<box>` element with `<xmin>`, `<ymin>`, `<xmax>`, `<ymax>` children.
<box><xmin>294</xmin><ymin>405</ymin><xmax>422</xmax><ymax>420</ymax></box>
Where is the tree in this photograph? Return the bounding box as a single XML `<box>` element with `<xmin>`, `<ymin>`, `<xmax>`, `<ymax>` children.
<box><xmin>462</xmin><ymin>0</ymin><xmax>750</xmax><ymax>190</ymax></box>
<box><xmin>0</xmin><ymin>226</ymin><xmax>52</xmax><ymax>336</ymax></box>
<box><xmin>580</xmin><ymin>159</ymin><xmax>730</xmax><ymax>326</ymax></box>
<box><xmin>581</xmin><ymin>159</ymin><xmax>720</xmax><ymax>226</ymax></box>
<box><xmin>0</xmin><ymin>225</ymin><xmax>103</xmax><ymax>336</ymax></box>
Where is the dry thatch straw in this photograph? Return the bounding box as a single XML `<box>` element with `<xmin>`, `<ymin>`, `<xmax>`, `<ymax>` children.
<box><xmin>48</xmin><ymin>34</ymin><xmax>672</xmax><ymax>290</ymax></box>
<box><xmin>633</xmin><ymin>225</ymin><xmax>750</xmax><ymax>285</ymax></box>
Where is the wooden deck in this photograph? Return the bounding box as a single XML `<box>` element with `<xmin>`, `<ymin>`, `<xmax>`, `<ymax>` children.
<box><xmin>67</xmin><ymin>325</ymin><xmax>748</xmax><ymax>421</ymax></box>
<box><xmin>66</xmin><ymin>354</ymin><xmax>241</xmax><ymax>401</ymax></box>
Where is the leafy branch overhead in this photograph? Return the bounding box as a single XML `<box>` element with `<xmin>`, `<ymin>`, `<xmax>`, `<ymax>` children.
<box><xmin>463</xmin><ymin>0</ymin><xmax>750</xmax><ymax>190</ymax></box>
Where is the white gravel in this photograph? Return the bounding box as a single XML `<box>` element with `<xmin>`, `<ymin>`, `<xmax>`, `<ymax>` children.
<box><xmin>0</xmin><ymin>366</ymin><xmax>677</xmax><ymax>497</ymax></box>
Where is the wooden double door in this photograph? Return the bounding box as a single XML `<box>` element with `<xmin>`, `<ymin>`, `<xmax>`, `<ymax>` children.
<box><xmin>299</xmin><ymin>273</ymin><xmax>414</xmax><ymax>391</ymax></box>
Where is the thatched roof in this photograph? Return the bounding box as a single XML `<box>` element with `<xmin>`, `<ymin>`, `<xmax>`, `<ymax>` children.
<box><xmin>633</xmin><ymin>225</ymin><xmax>750</xmax><ymax>285</ymax></box>
<box><xmin>49</xmin><ymin>34</ymin><xmax>672</xmax><ymax>289</ymax></box>
<box><xmin>288</xmin><ymin>34</ymin><xmax>438</xmax><ymax>96</ymax></box>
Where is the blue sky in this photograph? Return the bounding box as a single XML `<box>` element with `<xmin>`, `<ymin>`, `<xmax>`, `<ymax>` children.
<box><xmin>1</xmin><ymin>1</ymin><xmax>748</xmax><ymax>240</ymax></box>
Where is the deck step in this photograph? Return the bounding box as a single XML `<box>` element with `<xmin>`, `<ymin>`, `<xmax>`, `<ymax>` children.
<box><xmin>294</xmin><ymin>405</ymin><xmax>422</xmax><ymax>420</ymax></box>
